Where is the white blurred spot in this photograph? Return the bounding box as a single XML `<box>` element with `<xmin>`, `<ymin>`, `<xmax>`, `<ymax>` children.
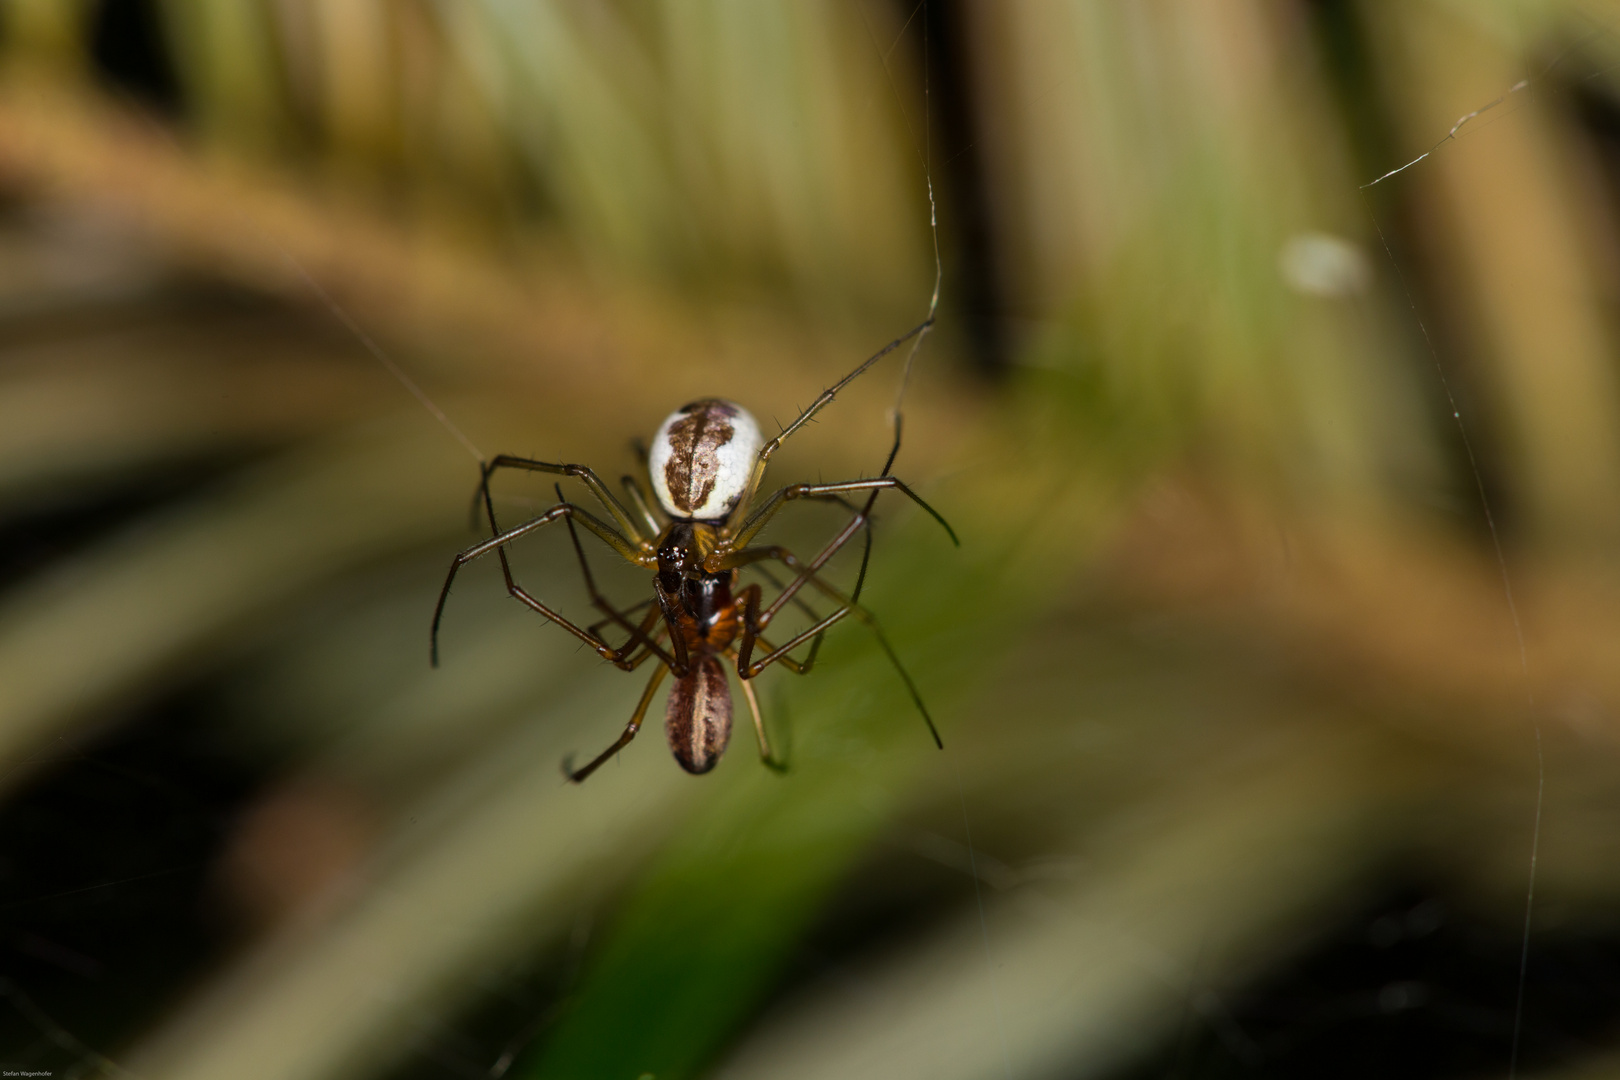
<box><xmin>1278</xmin><ymin>231</ymin><xmax>1370</xmax><ymax>297</ymax></box>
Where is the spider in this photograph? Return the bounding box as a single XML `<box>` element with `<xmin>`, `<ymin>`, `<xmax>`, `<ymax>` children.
<box><xmin>430</xmin><ymin>319</ymin><xmax>957</xmax><ymax>783</ymax></box>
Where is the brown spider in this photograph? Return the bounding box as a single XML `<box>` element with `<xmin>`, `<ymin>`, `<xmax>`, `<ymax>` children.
<box><xmin>430</xmin><ymin>319</ymin><xmax>957</xmax><ymax>782</ymax></box>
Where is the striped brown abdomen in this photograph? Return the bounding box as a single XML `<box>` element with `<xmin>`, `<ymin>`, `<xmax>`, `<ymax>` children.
<box><xmin>665</xmin><ymin>656</ymin><xmax>732</xmax><ymax>774</ymax></box>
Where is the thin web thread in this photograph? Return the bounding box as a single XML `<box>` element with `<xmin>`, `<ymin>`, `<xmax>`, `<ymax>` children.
<box><xmin>914</xmin><ymin>11</ymin><xmax>1012</xmax><ymax>1078</ymax></box>
<box><xmin>855</xmin><ymin>0</ymin><xmax>944</xmax><ymax>442</ymax></box>
<box><xmin>855</xmin><ymin>2</ymin><xmax>1012</xmax><ymax>1075</ymax></box>
<box><xmin>1360</xmin><ymin>174</ymin><xmax>1540</xmax><ymax>1080</ymax></box>
<box><xmin>1360</xmin><ymin>79</ymin><xmax>1529</xmax><ymax>189</ymax></box>
<box><xmin>109</xmin><ymin>86</ymin><xmax>487</xmax><ymax>467</ymax></box>
<box><xmin>1359</xmin><ymin>17</ymin><xmax>1620</xmax><ymax>1067</ymax></box>
<box><xmin>1362</xmin><ymin>29</ymin><xmax>1601</xmax><ymax>191</ymax></box>
<box><xmin>283</xmin><ymin>257</ymin><xmax>485</xmax><ymax>464</ymax></box>
<box><xmin>1500</xmin><ymin>23</ymin><xmax>1543</xmax><ymax>1077</ymax></box>
<box><xmin>889</xmin><ymin>174</ymin><xmax>942</xmax><ymax>431</ymax></box>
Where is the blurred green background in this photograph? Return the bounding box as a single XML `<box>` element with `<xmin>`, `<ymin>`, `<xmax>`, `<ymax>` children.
<box><xmin>2</xmin><ymin>1</ymin><xmax>1620</xmax><ymax>1078</ymax></box>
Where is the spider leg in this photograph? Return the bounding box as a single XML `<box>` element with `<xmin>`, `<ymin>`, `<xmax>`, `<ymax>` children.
<box><xmin>728</xmin><ymin>480</ymin><xmax>892</xmax><ymax>674</ymax></box>
<box><xmin>553</xmin><ymin>483</ymin><xmax>678</xmax><ymax>669</ymax></box>
<box><xmin>723</xmin><ymin>490</ymin><xmax>874</xmax><ymax>630</ymax></box>
<box><xmin>481</xmin><ymin>455</ymin><xmax>651</xmax><ymax>547</ymax></box>
<box><xmin>620</xmin><ymin>474</ymin><xmax>663</xmax><ymax>538</ymax></box>
<box><xmin>731</xmin><ymin>617</ymin><xmax>808</xmax><ymax>676</ymax></box>
<box><xmin>726</xmin><ymin>416</ymin><xmax>912</xmax><ymax>657</ymax></box>
<box><xmin>593</xmin><ymin>606</ymin><xmax>669</xmax><ymax>673</ymax></box>
<box><xmin>725</xmin><ymin>649</ymin><xmax>785</xmax><ymax>772</ymax></box>
<box><xmin>430</xmin><ymin>500</ymin><xmax>650</xmax><ymax>667</ymax></box>
<box><xmin>578</xmin><ymin>605</ymin><xmax>667</xmax><ymax>673</ymax></box>
<box><xmin>588</xmin><ymin>598</ymin><xmax>654</xmax><ymax>640</ymax></box>
<box><xmin>745</xmin><ymin>562</ymin><xmax>824</xmax><ymax>631</ymax></box>
<box><xmin>619</xmin><ymin>626</ymin><xmax>669</xmax><ymax>671</ymax></box>
<box><xmin>562</xmin><ymin>663</ymin><xmax>671</xmax><ymax>783</ymax></box>
<box><xmin>722</xmin><ymin>477</ymin><xmax>956</xmax><ymax>551</ymax></box>
<box><xmin>744</xmin><ymin>549</ymin><xmax>863</xmax><ymax>675</ymax></box>
<box><xmin>735</xmin><ymin>563</ymin><xmax>942</xmax><ymax>750</ymax></box>
<box><xmin>722</xmin><ymin>488</ymin><xmax>874</xmax><ymax>676</ymax></box>
<box><xmin>824</xmin><ymin>416</ymin><xmax>904</xmax><ymax>645</ymax></box>
<box><xmin>729</xmin><ymin>315</ymin><xmax>934</xmax><ymax>522</ymax></box>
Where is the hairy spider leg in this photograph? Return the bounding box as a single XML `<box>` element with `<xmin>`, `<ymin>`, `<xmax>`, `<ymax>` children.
<box><xmin>723</xmin><ymin>489</ymin><xmax>868</xmax><ymax>673</ymax></box>
<box><xmin>745</xmin><ymin>531</ymin><xmax>871</xmax><ymax>676</ymax></box>
<box><xmin>722</xmin><ymin>475</ymin><xmax>957</xmax><ymax>558</ymax></box>
<box><xmin>731</xmin><ymin>421</ymin><xmax>907</xmax><ymax>672</ymax></box>
<box><xmin>480</xmin><ymin>454</ymin><xmax>652</xmax><ymax>549</ymax></box>
<box><xmin>746</xmin><ymin>561</ymin><xmax>832</xmax><ymax>644</ymax></box>
<box><xmin>723</xmin><ymin>648</ymin><xmax>784</xmax><ymax>772</ymax></box>
<box><xmin>726</xmin><ymin>314</ymin><xmax>934</xmax><ymax>531</ymax></box>
<box><xmin>619</xmin><ymin>474</ymin><xmax>663</xmax><ymax>538</ymax></box>
<box><xmin>611</xmin><ymin>616</ymin><xmax>669</xmax><ymax>672</ymax></box>
<box><xmin>482</xmin><ymin>479</ymin><xmax>671</xmax><ymax>668</ymax></box>
<box><xmin>588</xmin><ymin>598</ymin><xmax>655</xmax><ymax>641</ymax></box>
<box><xmin>563</xmin><ymin>663</ymin><xmax>671</xmax><ymax>783</ymax></box>
<box><xmin>725</xmin><ymin>493</ymin><xmax>943</xmax><ymax>747</ymax></box>
<box><xmin>834</xmin><ymin>416</ymin><xmax>909</xmax><ymax>642</ymax></box>
<box><xmin>741</xmin><ymin>481</ymin><xmax>954</xmax><ymax>621</ymax></box>
<box><xmin>430</xmin><ymin>500</ymin><xmax>654</xmax><ymax>667</ymax></box>
<box><xmin>714</xmin><ymin>479</ymin><xmax>954</xmax><ymax>674</ymax></box>
<box><xmin>798</xmin><ymin>426</ymin><xmax>913</xmax><ymax>671</ymax></box>
<box><xmin>733</xmin><ymin>564</ymin><xmax>941</xmax><ymax>749</ymax></box>
<box><xmin>551</xmin><ymin>483</ymin><xmax>680</xmax><ymax>670</ymax></box>
<box><xmin>711</xmin><ymin>477</ymin><xmax>952</xmax><ymax>684</ymax></box>
<box><xmin>715</xmin><ymin>474</ymin><xmax>955</xmax><ymax>748</ymax></box>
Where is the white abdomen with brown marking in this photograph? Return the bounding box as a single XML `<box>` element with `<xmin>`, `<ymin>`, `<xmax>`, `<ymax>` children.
<box><xmin>649</xmin><ymin>399</ymin><xmax>762</xmax><ymax>521</ymax></box>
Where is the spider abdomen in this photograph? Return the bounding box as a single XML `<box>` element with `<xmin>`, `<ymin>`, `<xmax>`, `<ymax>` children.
<box><xmin>665</xmin><ymin>656</ymin><xmax>733</xmax><ymax>774</ymax></box>
<box><xmin>649</xmin><ymin>399</ymin><xmax>763</xmax><ymax>521</ymax></box>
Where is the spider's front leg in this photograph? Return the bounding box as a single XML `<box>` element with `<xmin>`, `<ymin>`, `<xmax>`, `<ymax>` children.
<box><xmin>481</xmin><ymin>454</ymin><xmax>653</xmax><ymax>549</ymax></box>
<box><xmin>430</xmin><ymin>501</ymin><xmax>663</xmax><ymax>668</ymax></box>
<box><xmin>553</xmin><ymin>484</ymin><xmax>676</xmax><ymax>669</ymax></box>
<box><xmin>722</xmin><ymin>476</ymin><xmax>956</xmax><ymax>553</ymax></box>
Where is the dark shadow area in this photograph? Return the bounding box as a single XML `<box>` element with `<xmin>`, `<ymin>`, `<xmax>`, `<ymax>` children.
<box><xmin>1109</xmin><ymin>881</ymin><xmax>1620</xmax><ymax>1080</ymax></box>
<box><xmin>0</xmin><ymin>688</ymin><xmax>274</xmax><ymax>1070</ymax></box>
<box><xmin>1568</xmin><ymin>66</ymin><xmax>1620</xmax><ymax>312</ymax></box>
<box><xmin>88</xmin><ymin>0</ymin><xmax>184</xmax><ymax>117</ymax></box>
<box><xmin>0</xmin><ymin>457</ymin><xmax>249</xmax><ymax>596</ymax></box>
<box><xmin>374</xmin><ymin>819</ymin><xmax>982</xmax><ymax>1080</ymax></box>
<box><xmin>897</xmin><ymin>0</ymin><xmax>1010</xmax><ymax>379</ymax></box>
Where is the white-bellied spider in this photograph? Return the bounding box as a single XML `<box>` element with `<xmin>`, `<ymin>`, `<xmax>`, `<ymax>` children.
<box><xmin>430</xmin><ymin>318</ymin><xmax>957</xmax><ymax>782</ymax></box>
